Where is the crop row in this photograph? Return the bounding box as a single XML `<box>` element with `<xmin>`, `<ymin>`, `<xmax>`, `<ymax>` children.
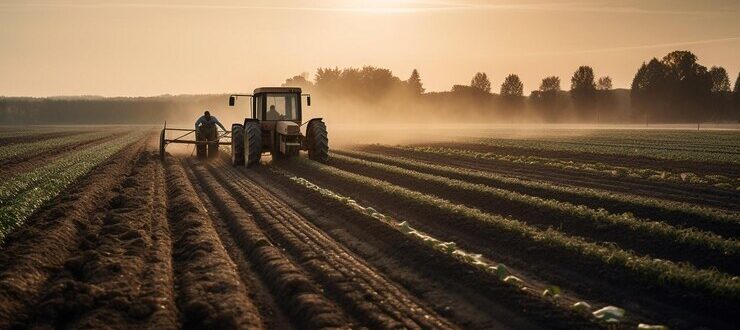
<box><xmin>0</xmin><ymin>126</ymin><xmax>81</xmax><ymax>139</ymax></box>
<box><xmin>335</xmin><ymin>149</ymin><xmax>740</xmax><ymax>234</ymax></box>
<box><xmin>291</xmin><ymin>158</ymin><xmax>740</xmax><ymax>301</ymax></box>
<box><xmin>279</xmin><ymin>169</ymin><xmax>646</xmax><ymax>326</ymax></box>
<box><xmin>0</xmin><ymin>131</ymin><xmax>143</xmax><ymax>241</ymax></box>
<box><xmin>393</xmin><ymin>145</ymin><xmax>739</xmax><ymax>189</ymax></box>
<box><xmin>475</xmin><ymin>138</ymin><xmax>739</xmax><ymax>164</ymax></box>
<box><xmin>330</xmin><ymin>153</ymin><xmax>739</xmax><ymax>261</ymax></box>
<box><xmin>0</xmin><ymin>129</ymin><xmax>119</xmax><ymax>161</ymax></box>
<box><xmin>476</xmin><ymin>129</ymin><xmax>739</xmax><ymax>149</ymax></box>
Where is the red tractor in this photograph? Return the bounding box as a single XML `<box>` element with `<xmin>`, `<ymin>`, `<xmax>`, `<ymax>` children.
<box><xmin>158</xmin><ymin>87</ymin><xmax>328</xmax><ymax>166</ymax></box>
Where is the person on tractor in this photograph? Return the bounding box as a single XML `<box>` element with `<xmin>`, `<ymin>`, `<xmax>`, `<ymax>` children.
<box><xmin>267</xmin><ymin>105</ymin><xmax>281</xmax><ymax>120</ymax></box>
<box><xmin>194</xmin><ymin>110</ymin><xmax>226</xmax><ymax>158</ymax></box>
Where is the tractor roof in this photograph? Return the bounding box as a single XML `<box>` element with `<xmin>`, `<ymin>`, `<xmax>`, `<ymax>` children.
<box><xmin>253</xmin><ymin>87</ymin><xmax>302</xmax><ymax>94</ymax></box>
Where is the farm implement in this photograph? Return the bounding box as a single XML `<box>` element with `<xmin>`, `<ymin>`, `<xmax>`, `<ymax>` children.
<box><xmin>159</xmin><ymin>87</ymin><xmax>329</xmax><ymax>166</ymax></box>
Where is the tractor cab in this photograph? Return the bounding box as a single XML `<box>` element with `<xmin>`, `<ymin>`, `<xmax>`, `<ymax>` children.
<box><xmin>228</xmin><ymin>87</ymin><xmax>327</xmax><ymax>167</ymax></box>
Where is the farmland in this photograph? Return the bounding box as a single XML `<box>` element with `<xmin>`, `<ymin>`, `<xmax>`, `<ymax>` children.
<box><xmin>0</xmin><ymin>126</ymin><xmax>738</xmax><ymax>329</ymax></box>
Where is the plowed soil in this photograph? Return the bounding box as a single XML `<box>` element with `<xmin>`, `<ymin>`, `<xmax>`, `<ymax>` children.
<box><xmin>1</xmin><ymin>130</ymin><xmax>738</xmax><ymax>329</ymax></box>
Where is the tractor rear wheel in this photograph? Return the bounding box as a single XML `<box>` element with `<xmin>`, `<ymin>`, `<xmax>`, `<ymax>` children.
<box><xmin>231</xmin><ymin>124</ymin><xmax>244</xmax><ymax>166</ymax></box>
<box><xmin>244</xmin><ymin>121</ymin><xmax>262</xmax><ymax>167</ymax></box>
<box><xmin>307</xmin><ymin>120</ymin><xmax>329</xmax><ymax>162</ymax></box>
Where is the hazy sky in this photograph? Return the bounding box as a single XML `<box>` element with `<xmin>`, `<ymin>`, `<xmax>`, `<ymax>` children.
<box><xmin>1</xmin><ymin>0</ymin><xmax>738</xmax><ymax>97</ymax></box>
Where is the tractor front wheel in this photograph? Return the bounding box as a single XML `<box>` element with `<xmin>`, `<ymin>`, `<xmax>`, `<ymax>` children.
<box><xmin>244</xmin><ymin>121</ymin><xmax>262</xmax><ymax>167</ymax></box>
<box><xmin>231</xmin><ymin>124</ymin><xmax>245</xmax><ymax>166</ymax></box>
<box><xmin>307</xmin><ymin>120</ymin><xmax>329</xmax><ymax>162</ymax></box>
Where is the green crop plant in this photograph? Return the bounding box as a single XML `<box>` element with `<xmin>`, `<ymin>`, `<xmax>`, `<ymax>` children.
<box><xmin>334</xmin><ymin>149</ymin><xmax>740</xmax><ymax>230</ymax></box>
<box><xmin>291</xmin><ymin>158</ymin><xmax>740</xmax><ymax>301</ymax></box>
<box><xmin>0</xmin><ymin>131</ymin><xmax>143</xmax><ymax>242</ymax></box>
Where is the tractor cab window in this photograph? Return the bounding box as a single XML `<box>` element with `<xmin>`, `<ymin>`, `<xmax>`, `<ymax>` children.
<box><xmin>265</xmin><ymin>93</ymin><xmax>299</xmax><ymax>121</ymax></box>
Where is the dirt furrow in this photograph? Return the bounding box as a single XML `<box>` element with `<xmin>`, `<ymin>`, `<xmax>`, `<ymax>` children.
<box><xmin>27</xmin><ymin>152</ymin><xmax>178</xmax><ymax>328</ymax></box>
<box><xmin>212</xmin><ymin>163</ymin><xmax>455</xmax><ymax>329</ymax></box>
<box><xmin>182</xmin><ymin>159</ymin><xmax>354</xmax><ymax>329</ymax></box>
<box><xmin>0</xmin><ymin>136</ymin><xmax>148</xmax><ymax>328</ymax></box>
<box><xmin>281</xmin><ymin>160</ymin><xmax>738</xmax><ymax>329</ymax></box>
<box><xmin>164</xmin><ymin>158</ymin><xmax>263</xmax><ymax>329</ymax></box>
<box><xmin>247</xmin><ymin>163</ymin><xmax>600</xmax><ymax>329</ymax></box>
<box><xmin>360</xmin><ymin>145</ymin><xmax>740</xmax><ymax>210</ymax></box>
<box><xmin>191</xmin><ymin>159</ymin><xmax>455</xmax><ymax>329</ymax></box>
<box><xmin>327</xmin><ymin>155</ymin><xmax>740</xmax><ymax>274</ymax></box>
<box><xmin>182</xmin><ymin>165</ymin><xmax>296</xmax><ymax>330</ymax></box>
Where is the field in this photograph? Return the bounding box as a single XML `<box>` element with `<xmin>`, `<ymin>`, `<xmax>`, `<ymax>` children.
<box><xmin>0</xmin><ymin>126</ymin><xmax>738</xmax><ymax>329</ymax></box>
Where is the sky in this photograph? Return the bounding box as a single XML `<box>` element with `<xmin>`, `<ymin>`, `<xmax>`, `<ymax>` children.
<box><xmin>0</xmin><ymin>0</ymin><xmax>738</xmax><ymax>97</ymax></box>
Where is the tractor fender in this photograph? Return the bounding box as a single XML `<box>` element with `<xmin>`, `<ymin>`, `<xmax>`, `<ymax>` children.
<box><xmin>304</xmin><ymin>118</ymin><xmax>324</xmax><ymax>136</ymax></box>
<box><xmin>243</xmin><ymin>118</ymin><xmax>259</xmax><ymax>126</ymax></box>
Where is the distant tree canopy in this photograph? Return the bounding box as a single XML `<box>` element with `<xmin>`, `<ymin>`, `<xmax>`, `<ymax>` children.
<box><xmin>470</xmin><ymin>72</ymin><xmax>491</xmax><ymax>94</ymax></box>
<box><xmin>539</xmin><ymin>76</ymin><xmax>561</xmax><ymax>93</ymax></box>
<box><xmin>500</xmin><ymin>74</ymin><xmax>524</xmax><ymax>97</ymax></box>
<box><xmin>570</xmin><ymin>66</ymin><xmax>597</xmax><ymax>112</ymax></box>
<box><xmin>282</xmin><ymin>73</ymin><xmax>314</xmax><ymax>90</ymax></box>
<box><xmin>596</xmin><ymin>76</ymin><xmax>612</xmax><ymax>91</ymax></box>
<box><xmin>530</xmin><ymin>76</ymin><xmax>567</xmax><ymax>120</ymax></box>
<box><xmin>311</xmin><ymin>66</ymin><xmax>405</xmax><ymax>100</ymax></box>
<box><xmin>3</xmin><ymin>52</ymin><xmax>736</xmax><ymax>125</ymax></box>
<box><xmin>709</xmin><ymin>66</ymin><xmax>731</xmax><ymax>93</ymax></box>
<box><xmin>407</xmin><ymin>69</ymin><xmax>425</xmax><ymax>95</ymax></box>
<box><xmin>735</xmin><ymin>73</ymin><xmax>740</xmax><ymax>113</ymax></box>
<box><xmin>630</xmin><ymin>50</ymin><xmax>717</xmax><ymax>122</ymax></box>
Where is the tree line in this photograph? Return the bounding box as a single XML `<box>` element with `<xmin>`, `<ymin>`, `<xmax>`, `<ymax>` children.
<box><xmin>0</xmin><ymin>50</ymin><xmax>737</xmax><ymax>124</ymax></box>
<box><xmin>283</xmin><ymin>50</ymin><xmax>739</xmax><ymax>123</ymax></box>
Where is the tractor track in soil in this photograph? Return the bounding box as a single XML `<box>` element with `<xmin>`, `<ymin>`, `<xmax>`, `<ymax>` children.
<box><xmin>0</xmin><ymin>131</ymin><xmax>132</xmax><ymax>176</ymax></box>
<box><xmin>326</xmin><ymin>155</ymin><xmax>740</xmax><ymax>275</ymax></box>
<box><xmin>184</xmin><ymin>157</ymin><xmax>457</xmax><ymax>329</ymax></box>
<box><xmin>280</xmin><ymin>159</ymin><xmax>738</xmax><ymax>329</ymax></box>
<box><xmin>358</xmin><ymin>145</ymin><xmax>740</xmax><ymax>210</ymax></box>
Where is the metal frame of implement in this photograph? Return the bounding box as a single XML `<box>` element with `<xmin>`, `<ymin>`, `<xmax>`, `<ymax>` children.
<box><xmin>159</xmin><ymin>121</ymin><xmax>232</xmax><ymax>160</ymax></box>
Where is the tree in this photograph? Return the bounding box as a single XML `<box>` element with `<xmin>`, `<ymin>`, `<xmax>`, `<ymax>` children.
<box><xmin>570</xmin><ymin>66</ymin><xmax>596</xmax><ymax>115</ymax></box>
<box><xmin>539</xmin><ymin>76</ymin><xmax>560</xmax><ymax>93</ymax></box>
<box><xmin>630</xmin><ymin>58</ymin><xmax>668</xmax><ymax>123</ymax></box>
<box><xmin>531</xmin><ymin>76</ymin><xmax>566</xmax><ymax>121</ymax></box>
<box><xmin>661</xmin><ymin>51</ymin><xmax>712</xmax><ymax>122</ymax></box>
<box><xmin>282</xmin><ymin>72</ymin><xmax>314</xmax><ymax>90</ymax></box>
<box><xmin>571</xmin><ymin>66</ymin><xmax>595</xmax><ymax>91</ymax></box>
<box><xmin>596</xmin><ymin>76</ymin><xmax>612</xmax><ymax>91</ymax></box>
<box><xmin>735</xmin><ymin>73</ymin><xmax>740</xmax><ymax>120</ymax></box>
<box><xmin>500</xmin><ymin>74</ymin><xmax>523</xmax><ymax>97</ymax></box>
<box><xmin>407</xmin><ymin>69</ymin><xmax>425</xmax><ymax>95</ymax></box>
<box><xmin>470</xmin><ymin>72</ymin><xmax>491</xmax><ymax>93</ymax></box>
<box><xmin>709</xmin><ymin>66</ymin><xmax>730</xmax><ymax>93</ymax></box>
<box><xmin>314</xmin><ymin>67</ymin><xmax>342</xmax><ymax>91</ymax></box>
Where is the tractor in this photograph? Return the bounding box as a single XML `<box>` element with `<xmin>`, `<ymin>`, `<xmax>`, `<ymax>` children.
<box><xmin>158</xmin><ymin>87</ymin><xmax>328</xmax><ymax>166</ymax></box>
<box><xmin>229</xmin><ymin>87</ymin><xmax>328</xmax><ymax>166</ymax></box>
